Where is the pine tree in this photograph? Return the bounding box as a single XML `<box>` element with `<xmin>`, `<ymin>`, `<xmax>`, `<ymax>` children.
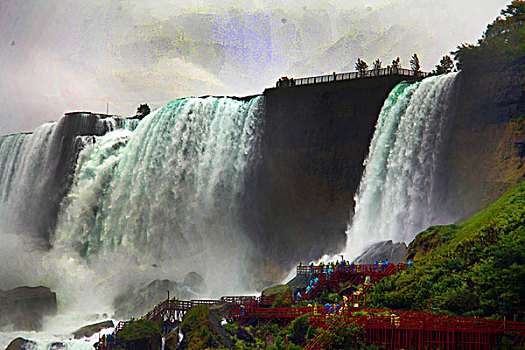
<box><xmin>391</xmin><ymin>57</ymin><xmax>401</xmax><ymax>68</ymax></box>
<box><xmin>355</xmin><ymin>58</ymin><xmax>369</xmax><ymax>75</ymax></box>
<box><xmin>373</xmin><ymin>59</ymin><xmax>382</xmax><ymax>71</ymax></box>
<box><xmin>410</xmin><ymin>54</ymin><xmax>421</xmax><ymax>72</ymax></box>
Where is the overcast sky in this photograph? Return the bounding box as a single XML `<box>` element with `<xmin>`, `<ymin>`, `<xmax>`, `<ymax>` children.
<box><xmin>0</xmin><ymin>0</ymin><xmax>510</xmax><ymax>134</ymax></box>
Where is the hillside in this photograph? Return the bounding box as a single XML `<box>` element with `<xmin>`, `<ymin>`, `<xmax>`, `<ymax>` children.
<box><xmin>371</xmin><ymin>180</ymin><xmax>525</xmax><ymax>320</ymax></box>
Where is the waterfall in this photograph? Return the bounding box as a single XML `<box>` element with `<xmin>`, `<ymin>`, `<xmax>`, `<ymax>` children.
<box><xmin>0</xmin><ymin>114</ymin><xmax>135</xmax><ymax>240</ymax></box>
<box><xmin>0</xmin><ymin>123</ymin><xmax>58</xmax><ymax>238</ymax></box>
<box><xmin>52</xmin><ymin>96</ymin><xmax>264</xmax><ymax>294</ymax></box>
<box><xmin>0</xmin><ymin>114</ymin><xmax>137</xmax><ymax>290</ymax></box>
<box><xmin>344</xmin><ymin>73</ymin><xmax>457</xmax><ymax>259</ymax></box>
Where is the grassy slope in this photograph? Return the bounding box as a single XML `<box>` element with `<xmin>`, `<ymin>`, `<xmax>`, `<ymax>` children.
<box><xmin>371</xmin><ymin>181</ymin><xmax>525</xmax><ymax>319</ymax></box>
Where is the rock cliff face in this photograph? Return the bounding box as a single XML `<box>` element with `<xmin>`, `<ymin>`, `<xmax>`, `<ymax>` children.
<box><xmin>0</xmin><ymin>286</ymin><xmax>57</xmax><ymax>331</ymax></box>
<box><xmin>442</xmin><ymin>68</ymin><xmax>525</xmax><ymax>221</ymax></box>
<box><xmin>251</xmin><ymin>75</ymin><xmax>418</xmax><ymax>266</ymax></box>
<box><xmin>38</xmin><ymin>112</ymin><xmax>124</xmax><ymax>242</ymax></box>
<box><xmin>353</xmin><ymin>240</ymin><xmax>407</xmax><ymax>264</ymax></box>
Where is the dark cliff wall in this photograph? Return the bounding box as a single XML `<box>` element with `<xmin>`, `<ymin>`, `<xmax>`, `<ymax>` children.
<box><xmin>35</xmin><ymin>112</ymin><xmax>121</xmax><ymax>243</ymax></box>
<box><xmin>442</xmin><ymin>67</ymin><xmax>525</xmax><ymax>221</ymax></box>
<box><xmin>250</xmin><ymin>76</ymin><xmax>415</xmax><ymax>266</ymax></box>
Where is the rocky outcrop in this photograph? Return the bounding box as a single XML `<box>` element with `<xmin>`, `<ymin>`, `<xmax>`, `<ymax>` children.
<box><xmin>182</xmin><ymin>272</ymin><xmax>206</xmax><ymax>294</ymax></box>
<box><xmin>72</xmin><ymin>320</ymin><xmax>114</xmax><ymax>339</ymax></box>
<box><xmin>353</xmin><ymin>240</ymin><xmax>407</xmax><ymax>264</ymax></box>
<box><xmin>442</xmin><ymin>67</ymin><xmax>525</xmax><ymax>222</ymax></box>
<box><xmin>113</xmin><ymin>274</ymin><xmax>206</xmax><ymax>318</ymax></box>
<box><xmin>261</xmin><ymin>284</ymin><xmax>292</xmax><ymax>299</ymax></box>
<box><xmin>0</xmin><ymin>286</ymin><xmax>57</xmax><ymax>331</ymax></box>
<box><xmin>47</xmin><ymin>342</ymin><xmax>67</xmax><ymax>350</ymax></box>
<box><xmin>5</xmin><ymin>337</ymin><xmax>36</xmax><ymax>350</ymax></box>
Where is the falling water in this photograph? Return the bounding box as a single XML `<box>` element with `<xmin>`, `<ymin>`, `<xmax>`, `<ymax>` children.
<box><xmin>0</xmin><ymin>115</ymin><xmax>131</xmax><ymax>244</ymax></box>
<box><xmin>345</xmin><ymin>73</ymin><xmax>457</xmax><ymax>258</ymax></box>
<box><xmin>53</xmin><ymin>96</ymin><xmax>264</xmax><ymax>295</ymax></box>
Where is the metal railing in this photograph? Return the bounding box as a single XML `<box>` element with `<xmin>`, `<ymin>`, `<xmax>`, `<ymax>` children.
<box><xmin>276</xmin><ymin>68</ymin><xmax>429</xmax><ymax>88</ymax></box>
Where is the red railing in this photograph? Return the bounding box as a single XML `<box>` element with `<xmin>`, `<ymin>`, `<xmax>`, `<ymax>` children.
<box><xmin>101</xmin><ymin>262</ymin><xmax>524</xmax><ymax>350</ymax></box>
<box><xmin>226</xmin><ymin>305</ymin><xmax>525</xmax><ymax>350</ymax></box>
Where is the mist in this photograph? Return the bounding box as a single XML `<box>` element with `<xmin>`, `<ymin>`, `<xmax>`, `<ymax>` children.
<box><xmin>0</xmin><ymin>0</ymin><xmax>509</xmax><ymax>135</ymax></box>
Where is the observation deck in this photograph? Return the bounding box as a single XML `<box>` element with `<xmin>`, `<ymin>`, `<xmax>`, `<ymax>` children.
<box><xmin>275</xmin><ymin>67</ymin><xmax>429</xmax><ymax>88</ymax></box>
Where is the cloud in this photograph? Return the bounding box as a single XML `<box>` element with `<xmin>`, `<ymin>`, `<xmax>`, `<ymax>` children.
<box><xmin>0</xmin><ymin>0</ymin><xmax>510</xmax><ymax>134</ymax></box>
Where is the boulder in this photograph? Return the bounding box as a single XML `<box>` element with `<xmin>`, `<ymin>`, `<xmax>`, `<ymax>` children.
<box><xmin>72</xmin><ymin>320</ymin><xmax>114</xmax><ymax>339</ymax></box>
<box><xmin>182</xmin><ymin>272</ymin><xmax>206</xmax><ymax>294</ymax></box>
<box><xmin>48</xmin><ymin>342</ymin><xmax>67</xmax><ymax>350</ymax></box>
<box><xmin>0</xmin><ymin>286</ymin><xmax>57</xmax><ymax>331</ymax></box>
<box><xmin>5</xmin><ymin>337</ymin><xmax>36</xmax><ymax>350</ymax></box>
<box><xmin>353</xmin><ymin>240</ymin><xmax>407</xmax><ymax>264</ymax></box>
<box><xmin>113</xmin><ymin>279</ymin><xmax>195</xmax><ymax>319</ymax></box>
<box><xmin>287</xmin><ymin>274</ymin><xmax>311</xmax><ymax>295</ymax></box>
<box><xmin>261</xmin><ymin>284</ymin><xmax>292</xmax><ymax>298</ymax></box>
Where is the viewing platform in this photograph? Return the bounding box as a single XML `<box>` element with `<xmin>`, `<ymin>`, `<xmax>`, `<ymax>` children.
<box><xmin>275</xmin><ymin>67</ymin><xmax>430</xmax><ymax>88</ymax></box>
<box><xmin>98</xmin><ymin>262</ymin><xmax>525</xmax><ymax>350</ymax></box>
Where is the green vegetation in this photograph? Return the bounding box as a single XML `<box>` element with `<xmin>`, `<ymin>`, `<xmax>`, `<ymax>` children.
<box><xmin>180</xmin><ymin>305</ymin><xmax>227</xmax><ymax>350</ymax></box>
<box><xmin>114</xmin><ymin>319</ymin><xmax>162</xmax><ymax>350</ymax></box>
<box><xmin>314</xmin><ymin>316</ymin><xmax>378</xmax><ymax>350</ymax></box>
<box><xmin>116</xmin><ymin>319</ymin><xmax>161</xmax><ymax>341</ymax></box>
<box><xmin>453</xmin><ymin>0</ymin><xmax>525</xmax><ymax>71</ymax></box>
<box><xmin>433</xmin><ymin>55</ymin><xmax>455</xmax><ymax>74</ymax></box>
<box><xmin>370</xmin><ymin>181</ymin><xmax>525</xmax><ymax>320</ymax></box>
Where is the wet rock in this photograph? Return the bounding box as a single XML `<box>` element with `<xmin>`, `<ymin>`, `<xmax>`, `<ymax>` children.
<box><xmin>0</xmin><ymin>286</ymin><xmax>57</xmax><ymax>331</ymax></box>
<box><xmin>72</xmin><ymin>320</ymin><xmax>114</xmax><ymax>339</ymax></box>
<box><xmin>182</xmin><ymin>272</ymin><xmax>206</xmax><ymax>294</ymax></box>
<box><xmin>287</xmin><ymin>274</ymin><xmax>311</xmax><ymax>295</ymax></box>
<box><xmin>12</xmin><ymin>312</ymin><xmax>42</xmax><ymax>332</ymax></box>
<box><xmin>353</xmin><ymin>240</ymin><xmax>407</xmax><ymax>264</ymax></box>
<box><xmin>5</xmin><ymin>337</ymin><xmax>36</xmax><ymax>350</ymax></box>
<box><xmin>261</xmin><ymin>284</ymin><xmax>292</xmax><ymax>298</ymax></box>
<box><xmin>47</xmin><ymin>342</ymin><xmax>67</xmax><ymax>350</ymax></box>
<box><xmin>113</xmin><ymin>279</ymin><xmax>194</xmax><ymax>319</ymax></box>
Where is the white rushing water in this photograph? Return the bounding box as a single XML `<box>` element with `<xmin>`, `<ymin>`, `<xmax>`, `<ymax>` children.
<box><xmin>52</xmin><ymin>96</ymin><xmax>263</xmax><ymax>297</ymax></box>
<box><xmin>0</xmin><ymin>123</ymin><xmax>57</xmax><ymax>236</ymax></box>
<box><xmin>0</xmin><ymin>97</ymin><xmax>262</xmax><ymax>348</ymax></box>
<box><xmin>344</xmin><ymin>73</ymin><xmax>457</xmax><ymax>259</ymax></box>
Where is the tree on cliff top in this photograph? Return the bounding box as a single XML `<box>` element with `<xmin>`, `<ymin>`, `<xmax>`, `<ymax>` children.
<box><xmin>391</xmin><ymin>57</ymin><xmax>401</xmax><ymax>68</ymax></box>
<box><xmin>136</xmin><ymin>104</ymin><xmax>151</xmax><ymax>118</ymax></box>
<box><xmin>453</xmin><ymin>0</ymin><xmax>525</xmax><ymax>70</ymax></box>
<box><xmin>410</xmin><ymin>53</ymin><xmax>421</xmax><ymax>72</ymax></box>
<box><xmin>433</xmin><ymin>55</ymin><xmax>454</xmax><ymax>75</ymax></box>
<box><xmin>355</xmin><ymin>58</ymin><xmax>368</xmax><ymax>75</ymax></box>
<box><xmin>373</xmin><ymin>59</ymin><xmax>382</xmax><ymax>71</ymax></box>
